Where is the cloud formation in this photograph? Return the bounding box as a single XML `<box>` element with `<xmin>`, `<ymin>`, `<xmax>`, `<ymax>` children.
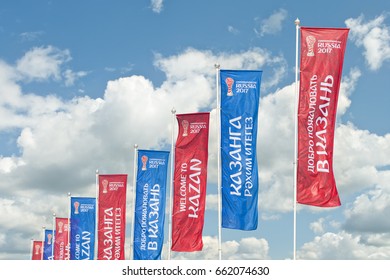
<box><xmin>346</xmin><ymin>14</ymin><xmax>390</xmax><ymax>70</ymax></box>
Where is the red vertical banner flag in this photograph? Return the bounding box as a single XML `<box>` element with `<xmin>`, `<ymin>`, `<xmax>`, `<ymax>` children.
<box><xmin>171</xmin><ymin>112</ymin><xmax>210</xmax><ymax>252</ymax></box>
<box><xmin>297</xmin><ymin>27</ymin><xmax>349</xmax><ymax>207</ymax></box>
<box><xmin>31</xmin><ymin>240</ymin><xmax>43</xmax><ymax>260</ymax></box>
<box><xmin>54</xmin><ymin>217</ymin><xmax>70</xmax><ymax>260</ymax></box>
<box><xmin>97</xmin><ymin>174</ymin><xmax>127</xmax><ymax>260</ymax></box>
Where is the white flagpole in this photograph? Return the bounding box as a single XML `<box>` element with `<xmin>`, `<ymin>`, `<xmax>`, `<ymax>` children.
<box><xmin>41</xmin><ymin>225</ymin><xmax>45</xmax><ymax>260</ymax></box>
<box><xmin>52</xmin><ymin>212</ymin><xmax>56</xmax><ymax>260</ymax></box>
<box><xmin>67</xmin><ymin>192</ymin><xmax>71</xmax><ymax>260</ymax></box>
<box><xmin>168</xmin><ymin>107</ymin><xmax>176</xmax><ymax>260</ymax></box>
<box><xmin>293</xmin><ymin>18</ymin><xmax>301</xmax><ymax>261</ymax></box>
<box><xmin>95</xmin><ymin>169</ymin><xmax>99</xmax><ymax>260</ymax></box>
<box><xmin>215</xmin><ymin>63</ymin><xmax>222</xmax><ymax>260</ymax></box>
<box><xmin>130</xmin><ymin>144</ymin><xmax>138</xmax><ymax>260</ymax></box>
<box><xmin>30</xmin><ymin>238</ymin><xmax>34</xmax><ymax>260</ymax></box>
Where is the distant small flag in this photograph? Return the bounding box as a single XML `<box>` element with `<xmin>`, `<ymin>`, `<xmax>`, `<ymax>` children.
<box><xmin>297</xmin><ymin>27</ymin><xmax>349</xmax><ymax>207</ymax></box>
<box><xmin>54</xmin><ymin>217</ymin><xmax>69</xmax><ymax>260</ymax></box>
<box><xmin>70</xmin><ymin>197</ymin><xmax>96</xmax><ymax>260</ymax></box>
<box><xmin>31</xmin><ymin>240</ymin><xmax>43</xmax><ymax>260</ymax></box>
<box><xmin>171</xmin><ymin>112</ymin><xmax>210</xmax><ymax>252</ymax></box>
<box><xmin>43</xmin><ymin>229</ymin><xmax>54</xmax><ymax>260</ymax></box>
<box><xmin>97</xmin><ymin>174</ymin><xmax>127</xmax><ymax>260</ymax></box>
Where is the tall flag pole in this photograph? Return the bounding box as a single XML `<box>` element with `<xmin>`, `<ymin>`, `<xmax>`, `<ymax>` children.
<box><xmin>168</xmin><ymin>108</ymin><xmax>176</xmax><ymax>260</ymax></box>
<box><xmin>133</xmin><ymin>149</ymin><xmax>170</xmax><ymax>260</ymax></box>
<box><xmin>41</xmin><ymin>226</ymin><xmax>45</xmax><ymax>260</ymax></box>
<box><xmin>293</xmin><ymin>18</ymin><xmax>300</xmax><ymax>261</ymax></box>
<box><xmin>52</xmin><ymin>213</ymin><xmax>56</xmax><ymax>260</ymax></box>
<box><xmin>215</xmin><ymin>63</ymin><xmax>222</xmax><ymax>260</ymax></box>
<box><xmin>294</xmin><ymin>21</ymin><xmax>349</xmax><ymax>259</ymax></box>
<box><xmin>171</xmin><ymin>112</ymin><xmax>210</xmax><ymax>252</ymax></box>
<box><xmin>220</xmin><ymin>69</ymin><xmax>262</xmax><ymax>231</ymax></box>
<box><xmin>130</xmin><ymin>144</ymin><xmax>138</xmax><ymax>260</ymax></box>
<box><xmin>296</xmin><ymin>26</ymin><xmax>349</xmax><ymax>207</ymax></box>
<box><xmin>67</xmin><ymin>192</ymin><xmax>71</xmax><ymax>260</ymax></box>
<box><xmin>94</xmin><ymin>170</ymin><xmax>98</xmax><ymax>259</ymax></box>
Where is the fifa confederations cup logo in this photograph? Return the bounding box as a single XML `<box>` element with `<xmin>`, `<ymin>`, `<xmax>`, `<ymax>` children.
<box><xmin>182</xmin><ymin>120</ymin><xmax>189</xmax><ymax>136</ymax></box>
<box><xmin>74</xmin><ymin>201</ymin><xmax>80</xmax><ymax>214</ymax></box>
<box><xmin>102</xmin><ymin>179</ymin><xmax>109</xmax><ymax>193</ymax></box>
<box><xmin>141</xmin><ymin>155</ymin><xmax>148</xmax><ymax>170</ymax></box>
<box><xmin>47</xmin><ymin>233</ymin><xmax>53</xmax><ymax>245</ymax></box>
<box><xmin>306</xmin><ymin>35</ymin><xmax>316</xmax><ymax>56</ymax></box>
<box><xmin>34</xmin><ymin>244</ymin><xmax>41</xmax><ymax>255</ymax></box>
<box><xmin>225</xmin><ymin>77</ymin><xmax>234</xmax><ymax>96</ymax></box>
<box><xmin>58</xmin><ymin>221</ymin><xmax>64</xmax><ymax>233</ymax></box>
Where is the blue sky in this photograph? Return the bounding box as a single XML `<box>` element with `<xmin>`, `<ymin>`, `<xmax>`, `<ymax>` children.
<box><xmin>0</xmin><ymin>0</ymin><xmax>390</xmax><ymax>260</ymax></box>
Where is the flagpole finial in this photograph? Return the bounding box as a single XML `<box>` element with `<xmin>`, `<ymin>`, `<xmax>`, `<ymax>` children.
<box><xmin>95</xmin><ymin>169</ymin><xmax>99</xmax><ymax>174</ymax></box>
<box><xmin>214</xmin><ymin>63</ymin><xmax>220</xmax><ymax>69</ymax></box>
<box><xmin>134</xmin><ymin>144</ymin><xmax>138</xmax><ymax>149</ymax></box>
<box><xmin>171</xmin><ymin>108</ymin><xmax>176</xmax><ymax>114</ymax></box>
<box><xmin>53</xmin><ymin>212</ymin><xmax>56</xmax><ymax>217</ymax></box>
<box><xmin>295</xmin><ymin>18</ymin><xmax>300</xmax><ymax>26</ymax></box>
<box><xmin>67</xmin><ymin>192</ymin><xmax>71</xmax><ymax>197</ymax></box>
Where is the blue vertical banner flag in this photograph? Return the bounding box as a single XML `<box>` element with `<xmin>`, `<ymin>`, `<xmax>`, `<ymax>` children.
<box><xmin>220</xmin><ymin>69</ymin><xmax>262</xmax><ymax>230</ymax></box>
<box><xmin>133</xmin><ymin>149</ymin><xmax>170</xmax><ymax>260</ymax></box>
<box><xmin>70</xmin><ymin>197</ymin><xmax>96</xmax><ymax>260</ymax></box>
<box><xmin>43</xmin><ymin>229</ymin><xmax>54</xmax><ymax>260</ymax></box>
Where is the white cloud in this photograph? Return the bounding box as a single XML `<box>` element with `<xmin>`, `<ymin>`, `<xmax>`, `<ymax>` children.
<box><xmin>298</xmin><ymin>231</ymin><xmax>390</xmax><ymax>259</ymax></box>
<box><xmin>16</xmin><ymin>46</ymin><xmax>71</xmax><ymax>81</ymax></box>
<box><xmin>151</xmin><ymin>0</ymin><xmax>164</xmax><ymax>13</ymax></box>
<box><xmin>310</xmin><ymin>218</ymin><xmax>325</xmax><ymax>234</ymax></box>
<box><xmin>63</xmin><ymin>69</ymin><xmax>88</xmax><ymax>87</ymax></box>
<box><xmin>255</xmin><ymin>9</ymin><xmax>287</xmax><ymax>37</ymax></box>
<box><xmin>228</xmin><ymin>25</ymin><xmax>239</xmax><ymax>35</ymax></box>
<box><xmin>346</xmin><ymin>14</ymin><xmax>390</xmax><ymax>70</ymax></box>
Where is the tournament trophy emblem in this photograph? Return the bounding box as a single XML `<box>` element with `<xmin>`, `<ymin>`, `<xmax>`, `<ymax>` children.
<box><xmin>182</xmin><ymin>119</ymin><xmax>189</xmax><ymax>136</ymax></box>
<box><xmin>225</xmin><ymin>77</ymin><xmax>234</xmax><ymax>96</ymax></box>
<box><xmin>35</xmin><ymin>244</ymin><xmax>41</xmax><ymax>255</ymax></box>
<box><xmin>141</xmin><ymin>155</ymin><xmax>148</xmax><ymax>170</ymax></box>
<box><xmin>102</xmin><ymin>179</ymin><xmax>109</xmax><ymax>193</ymax></box>
<box><xmin>74</xmin><ymin>201</ymin><xmax>80</xmax><ymax>214</ymax></box>
<box><xmin>306</xmin><ymin>35</ymin><xmax>316</xmax><ymax>56</ymax></box>
<box><xmin>47</xmin><ymin>233</ymin><xmax>53</xmax><ymax>245</ymax></box>
<box><xmin>58</xmin><ymin>221</ymin><xmax>64</xmax><ymax>233</ymax></box>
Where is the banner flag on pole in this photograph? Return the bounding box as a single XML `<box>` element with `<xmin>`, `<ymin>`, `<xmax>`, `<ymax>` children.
<box><xmin>133</xmin><ymin>150</ymin><xmax>170</xmax><ymax>260</ymax></box>
<box><xmin>97</xmin><ymin>174</ymin><xmax>127</xmax><ymax>260</ymax></box>
<box><xmin>171</xmin><ymin>112</ymin><xmax>210</xmax><ymax>252</ymax></box>
<box><xmin>54</xmin><ymin>217</ymin><xmax>69</xmax><ymax>260</ymax></box>
<box><xmin>70</xmin><ymin>197</ymin><xmax>96</xmax><ymax>260</ymax></box>
<box><xmin>220</xmin><ymin>69</ymin><xmax>262</xmax><ymax>231</ymax></box>
<box><xmin>297</xmin><ymin>27</ymin><xmax>349</xmax><ymax>207</ymax></box>
<box><xmin>43</xmin><ymin>229</ymin><xmax>54</xmax><ymax>260</ymax></box>
<box><xmin>31</xmin><ymin>240</ymin><xmax>43</xmax><ymax>260</ymax></box>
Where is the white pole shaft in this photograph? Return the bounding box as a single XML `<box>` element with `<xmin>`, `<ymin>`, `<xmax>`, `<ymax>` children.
<box><xmin>168</xmin><ymin>108</ymin><xmax>176</xmax><ymax>260</ymax></box>
<box><xmin>293</xmin><ymin>18</ymin><xmax>300</xmax><ymax>261</ymax></box>
<box><xmin>41</xmin><ymin>226</ymin><xmax>45</xmax><ymax>260</ymax></box>
<box><xmin>130</xmin><ymin>144</ymin><xmax>138</xmax><ymax>260</ymax></box>
<box><xmin>67</xmin><ymin>192</ymin><xmax>71</xmax><ymax>260</ymax></box>
<box><xmin>95</xmin><ymin>169</ymin><xmax>99</xmax><ymax>260</ymax></box>
<box><xmin>52</xmin><ymin>213</ymin><xmax>56</xmax><ymax>260</ymax></box>
<box><xmin>215</xmin><ymin>63</ymin><xmax>222</xmax><ymax>260</ymax></box>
